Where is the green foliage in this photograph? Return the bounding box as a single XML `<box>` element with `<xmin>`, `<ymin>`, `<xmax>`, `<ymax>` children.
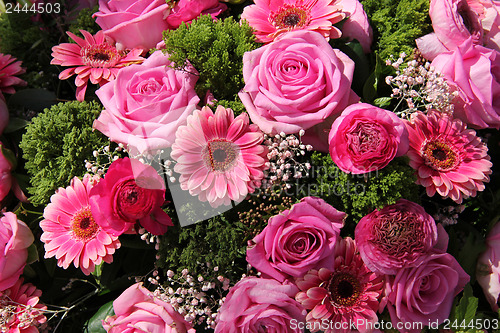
<box><xmin>20</xmin><ymin>101</ymin><xmax>107</xmax><ymax>205</ymax></box>
<box><xmin>163</xmin><ymin>15</ymin><xmax>260</xmax><ymax>101</ymax></box>
<box><xmin>210</xmin><ymin>98</ymin><xmax>247</xmax><ymax>116</ymax></box>
<box><xmin>363</xmin><ymin>0</ymin><xmax>432</xmax><ymax>60</ymax></box>
<box><xmin>309</xmin><ymin>152</ymin><xmax>420</xmax><ymax>229</ymax></box>
<box><xmin>68</xmin><ymin>6</ymin><xmax>100</xmax><ymax>37</ymax></box>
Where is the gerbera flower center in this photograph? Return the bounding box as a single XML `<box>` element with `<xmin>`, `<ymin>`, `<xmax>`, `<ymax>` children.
<box><xmin>81</xmin><ymin>43</ymin><xmax>121</xmax><ymax>68</ymax></box>
<box><xmin>328</xmin><ymin>272</ymin><xmax>362</xmax><ymax>307</ymax></box>
<box><xmin>270</xmin><ymin>4</ymin><xmax>311</xmax><ymax>29</ymax></box>
<box><xmin>71</xmin><ymin>207</ymin><xmax>99</xmax><ymax>241</ymax></box>
<box><xmin>422</xmin><ymin>139</ymin><xmax>461</xmax><ymax>172</ymax></box>
<box><xmin>203</xmin><ymin>139</ymin><xmax>240</xmax><ymax>172</ymax></box>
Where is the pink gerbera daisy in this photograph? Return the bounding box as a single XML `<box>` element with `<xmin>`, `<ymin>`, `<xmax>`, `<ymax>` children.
<box><xmin>50</xmin><ymin>30</ymin><xmax>144</xmax><ymax>101</ymax></box>
<box><xmin>0</xmin><ymin>53</ymin><xmax>27</xmax><ymax>94</ymax></box>
<box><xmin>0</xmin><ymin>278</ymin><xmax>47</xmax><ymax>332</ymax></box>
<box><xmin>40</xmin><ymin>174</ymin><xmax>121</xmax><ymax>275</ymax></box>
<box><xmin>295</xmin><ymin>237</ymin><xmax>384</xmax><ymax>333</ymax></box>
<box><xmin>240</xmin><ymin>0</ymin><xmax>345</xmax><ymax>43</ymax></box>
<box><xmin>405</xmin><ymin>111</ymin><xmax>492</xmax><ymax>203</ymax></box>
<box><xmin>171</xmin><ymin>105</ymin><xmax>268</xmax><ymax>208</ymax></box>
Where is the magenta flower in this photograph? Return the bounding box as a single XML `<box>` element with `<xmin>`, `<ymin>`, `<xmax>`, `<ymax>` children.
<box><xmin>0</xmin><ymin>143</ymin><xmax>28</xmax><ymax>204</ymax></box>
<box><xmin>0</xmin><ymin>278</ymin><xmax>47</xmax><ymax>333</ymax></box>
<box><xmin>295</xmin><ymin>237</ymin><xmax>384</xmax><ymax>333</ymax></box>
<box><xmin>40</xmin><ymin>174</ymin><xmax>121</xmax><ymax>275</ymax></box>
<box><xmin>405</xmin><ymin>111</ymin><xmax>492</xmax><ymax>203</ymax></box>
<box><xmin>89</xmin><ymin>158</ymin><xmax>172</xmax><ymax>236</ymax></box>
<box><xmin>166</xmin><ymin>0</ymin><xmax>227</xmax><ymax>30</ymax></box>
<box><xmin>50</xmin><ymin>30</ymin><xmax>144</xmax><ymax>101</ymax></box>
<box><xmin>477</xmin><ymin>221</ymin><xmax>500</xmax><ymax>311</ymax></box>
<box><xmin>240</xmin><ymin>0</ymin><xmax>345</xmax><ymax>43</ymax></box>
<box><xmin>0</xmin><ymin>53</ymin><xmax>27</xmax><ymax>94</ymax></box>
<box><xmin>0</xmin><ymin>94</ymin><xmax>8</xmax><ymax>135</ymax></box>
<box><xmin>355</xmin><ymin>199</ymin><xmax>445</xmax><ymax>275</ymax></box>
<box><xmin>328</xmin><ymin>103</ymin><xmax>409</xmax><ymax>174</ymax></box>
<box><xmin>171</xmin><ymin>106</ymin><xmax>268</xmax><ymax>208</ymax></box>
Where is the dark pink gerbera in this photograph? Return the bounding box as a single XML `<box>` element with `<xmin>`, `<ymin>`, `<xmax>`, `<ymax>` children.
<box><xmin>0</xmin><ymin>53</ymin><xmax>27</xmax><ymax>94</ymax></box>
<box><xmin>50</xmin><ymin>30</ymin><xmax>144</xmax><ymax>101</ymax></box>
<box><xmin>405</xmin><ymin>111</ymin><xmax>492</xmax><ymax>203</ymax></box>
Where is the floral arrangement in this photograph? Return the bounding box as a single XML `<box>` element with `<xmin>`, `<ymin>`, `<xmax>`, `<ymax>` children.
<box><xmin>1</xmin><ymin>0</ymin><xmax>500</xmax><ymax>332</ymax></box>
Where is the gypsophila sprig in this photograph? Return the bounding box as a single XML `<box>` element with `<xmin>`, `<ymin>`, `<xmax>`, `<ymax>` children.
<box><xmin>433</xmin><ymin>204</ymin><xmax>466</xmax><ymax>227</ymax></box>
<box><xmin>84</xmin><ymin>142</ymin><xmax>126</xmax><ymax>176</ymax></box>
<box><xmin>385</xmin><ymin>52</ymin><xmax>457</xmax><ymax>119</ymax></box>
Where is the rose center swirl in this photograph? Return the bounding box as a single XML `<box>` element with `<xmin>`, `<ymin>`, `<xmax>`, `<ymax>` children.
<box><xmin>270</xmin><ymin>4</ymin><xmax>311</xmax><ymax>29</ymax></box>
<box><xmin>328</xmin><ymin>272</ymin><xmax>362</xmax><ymax>307</ymax></box>
<box><xmin>202</xmin><ymin>139</ymin><xmax>240</xmax><ymax>172</ymax></box>
<box><xmin>421</xmin><ymin>139</ymin><xmax>461</xmax><ymax>172</ymax></box>
<box><xmin>71</xmin><ymin>207</ymin><xmax>99</xmax><ymax>241</ymax></box>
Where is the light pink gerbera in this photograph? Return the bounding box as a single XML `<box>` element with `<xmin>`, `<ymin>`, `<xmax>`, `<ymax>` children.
<box><xmin>50</xmin><ymin>30</ymin><xmax>144</xmax><ymax>101</ymax></box>
<box><xmin>0</xmin><ymin>53</ymin><xmax>27</xmax><ymax>94</ymax></box>
<box><xmin>171</xmin><ymin>105</ymin><xmax>268</xmax><ymax>208</ymax></box>
<box><xmin>295</xmin><ymin>237</ymin><xmax>384</xmax><ymax>333</ymax></box>
<box><xmin>40</xmin><ymin>174</ymin><xmax>121</xmax><ymax>275</ymax></box>
<box><xmin>405</xmin><ymin>111</ymin><xmax>492</xmax><ymax>203</ymax></box>
<box><xmin>0</xmin><ymin>278</ymin><xmax>47</xmax><ymax>332</ymax></box>
<box><xmin>240</xmin><ymin>0</ymin><xmax>345</xmax><ymax>43</ymax></box>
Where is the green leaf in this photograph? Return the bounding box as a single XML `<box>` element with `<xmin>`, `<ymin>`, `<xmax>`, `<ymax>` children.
<box><xmin>452</xmin><ymin>284</ymin><xmax>478</xmax><ymax>323</ymax></box>
<box><xmin>0</xmin><ymin>144</ymin><xmax>17</xmax><ymax>169</ymax></box>
<box><xmin>374</xmin><ymin>97</ymin><xmax>393</xmax><ymax>107</ymax></box>
<box><xmin>26</xmin><ymin>243</ymin><xmax>39</xmax><ymax>264</ymax></box>
<box><xmin>8</xmin><ymin>89</ymin><xmax>57</xmax><ymax>112</ymax></box>
<box><xmin>450</xmin><ymin>227</ymin><xmax>486</xmax><ymax>284</ymax></box>
<box><xmin>4</xmin><ymin>117</ymin><xmax>29</xmax><ymax>133</ymax></box>
<box><xmin>85</xmin><ymin>301</ymin><xmax>114</xmax><ymax>333</ymax></box>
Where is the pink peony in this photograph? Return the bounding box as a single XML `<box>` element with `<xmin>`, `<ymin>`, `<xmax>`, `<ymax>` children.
<box><xmin>416</xmin><ymin>0</ymin><xmax>483</xmax><ymax>60</ymax></box>
<box><xmin>0</xmin><ymin>278</ymin><xmax>47</xmax><ymax>332</ymax></box>
<box><xmin>0</xmin><ymin>213</ymin><xmax>34</xmax><ymax>291</ymax></box>
<box><xmin>477</xmin><ymin>221</ymin><xmax>500</xmax><ymax>311</ymax></box>
<box><xmin>40</xmin><ymin>175</ymin><xmax>121</xmax><ymax>275</ymax></box>
<box><xmin>171</xmin><ymin>106</ymin><xmax>268</xmax><ymax>208</ymax></box>
<box><xmin>430</xmin><ymin>38</ymin><xmax>500</xmax><ymax>129</ymax></box>
<box><xmin>405</xmin><ymin>111</ymin><xmax>492</xmax><ymax>203</ymax></box>
<box><xmin>239</xmin><ymin>30</ymin><xmax>358</xmax><ymax>142</ymax></box>
<box><xmin>165</xmin><ymin>0</ymin><xmax>227</xmax><ymax>30</ymax></box>
<box><xmin>215</xmin><ymin>277</ymin><xmax>306</xmax><ymax>332</ymax></box>
<box><xmin>246</xmin><ymin>196</ymin><xmax>345</xmax><ymax>282</ymax></box>
<box><xmin>0</xmin><ymin>94</ymin><xmax>8</xmax><ymax>135</ymax></box>
<box><xmin>89</xmin><ymin>158</ymin><xmax>172</xmax><ymax>236</ymax></box>
<box><xmin>240</xmin><ymin>0</ymin><xmax>345</xmax><ymax>43</ymax></box>
<box><xmin>0</xmin><ymin>53</ymin><xmax>27</xmax><ymax>95</ymax></box>
<box><xmin>336</xmin><ymin>0</ymin><xmax>373</xmax><ymax>53</ymax></box>
<box><xmin>355</xmin><ymin>199</ymin><xmax>445</xmax><ymax>275</ymax></box>
<box><xmin>50</xmin><ymin>30</ymin><xmax>144</xmax><ymax>102</ymax></box>
<box><xmin>384</xmin><ymin>252</ymin><xmax>469</xmax><ymax>332</ymax></box>
<box><xmin>328</xmin><ymin>103</ymin><xmax>409</xmax><ymax>174</ymax></box>
<box><xmin>103</xmin><ymin>282</ymin><xmax>196</xmax><ymax>333</ymax></box>
<box><xmin>93</xmin><ymin>0</ymin><xmax>170</xmax><ymax>52</ymax></box>
<box><xmin>94</xmin><ymin>51</ymin><xmax>200</xmax><ymax>154</ymax></box>
<box><xmin>295</xmin><ymin>238</ymin><xmax>384</xmax><ymax>333</ymax></box>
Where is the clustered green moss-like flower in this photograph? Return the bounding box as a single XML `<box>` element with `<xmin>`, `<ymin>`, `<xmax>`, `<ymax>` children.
<box><xmin>68</xmin><ymin>6</ymin><xmax>100</xmax><ymax>37</ymax></box>
<box><xmin>19</xmin><ymin>101</ymin><xmax>108</xmax><ymax>206</ymax></box>
<box><xmin>162</xmin><ymin>14</ymin><xmax>260</xmax><ymax>101</ymax></box>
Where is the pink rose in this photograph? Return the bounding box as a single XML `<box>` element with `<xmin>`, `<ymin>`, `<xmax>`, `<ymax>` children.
<box><xmin>416</xmin><ymin>0</ymin><xmax>483</xmax><ymax>60</ymax></box>
<box><xmin>355</xmin><ymin>199</ymin><xmax>448</xmax><ymax>275</ymax></box>
<box><xmin>94</xmin><ymin>51</ymin><xmax>200</xmax><ymax>153</ymax></box>
<box><xmin>165</xmin><ymin>0</ymin><xmax>227</xmax><ymax>30</ymax></box>
<box><xmin>103</xmin><ymin>282</ymin><xmax>195</xmax><ymax>333</ymax></box>
<box><xmin>431</xmin><ymin>38</ymin><xmax>500</xmax><ymax>129</ymax></box>
<box><xmin>239</xmin><ymin>30</ymin><xmax>358</xmax><ymax>139</ymax></box>
<box><xmin>328</xmin><ymin>103</ymin><xmax>409</xmax><ymax>174</ymax></box>
<box><xmin>215</xmin><ymin>277</ymin><xmax>306</xmax><ymax>333</ymax></box>
<box><xmin>0</xmin><ymin>95</ymin><xmax>8</xmax><ymax>136</ymax></box>
<box><xmin>477</xmin><ymin>221</ymin><xmax>500</xmax><ymax>311</ymax></box>
<box><xmin>0</xmin><ymin>212</ymin><xmax>34</xmax><ymax>291</ymax></box>
<box><xmin>337</xmin><ymin>0</ymin><xmax>374</xmax><ymax>53</ymax></box>
<box><xmin>94</xmin><ymin>0</ymin><xmax>170</xmax><ymax>51</ymax></box>
<box><xmin>468</xmin><ymin>0</ymin><xmax>500</xmax><ymax>51</ymax></box>
<box><xmin>89</xmin><ymin>158</ymin><xmax>172</xmax><ymax>236</ymax></box>
<box><xmin>246</xmin><ymin>196</ymin><xmax>345</xmax><ymax>283</ymax></box>
<box><xmin>384</xmin><ymin>252</ymin><xmax>469</xmax><ymax>332</ymax></box>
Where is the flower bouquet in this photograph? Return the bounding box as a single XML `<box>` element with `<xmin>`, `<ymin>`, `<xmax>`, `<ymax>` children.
<box><xmin>1</xmin><ymin>0</ymin><xmax>500</xmax><ymax>332</ymax></box>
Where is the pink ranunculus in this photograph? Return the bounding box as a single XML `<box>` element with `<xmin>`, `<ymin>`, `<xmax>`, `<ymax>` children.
<box><xmin>215</xmin><ymin>277</ymin><xmax>306</xmax><ymax>333</ymax></box>
<box><xmin>165</xmin><ymin>0</ymin><xmax>227</xmax><ymax>30</ymax></box>
<box><xmin>355</xmin><ymin>199</ymin><xmax>446</xmax><ymax>275</ymax></box>
<box><xmin>328</xmin><ymin>103</ymin><xmax>409</xmax><ymax>174</ymax></box>
<box><xmin>239</xmin><ymin>30</ymin><xmax>358</xmax><ymax>141</ymax></box>
<box><xmin>337</xmin><ymin>0</ymin><xmax>374</xmax><ymax>53</ymax></box>
<box><xmin>384</xmin><ymin>252</ymin><xmax>469</xmax><ymax>332</ymax></box>
<box><xmin>89</xmin><ymin>157</ymin><xmax>173</xmax><ymax>236</ymax></box>
<box><xmin>246</xmin><ymin>196</ymin><xmax>345</xmax><ymax>283</ymax></box>
<box><xmin>103</xmin><ymin>282</ymin><xmax>196</xmax><ymax>333</ymax></box>
<box><xmin>468</xmin><ymin>0</ymin><xmax>500</xmax><ymax>51</ymax></box>
<box><xmin>477</xmin><ymin>221</ymin><xmax>500</xmax><ymax>311</ymax></box>
<box><xmin>0</xmin><ymin>212</ymin><xmax>34</xmax><ymax>291</ymax></box>
<box><xmin>0</xmin><ymin>94</ymin><xmax>8</xmax><ymax>136</ymax></box>
<box><xmin>416</xmin><ymin>0</ymin><xmax>483</xmax><ymax>60</ymax></box>
<box><xmin>93</xmin><ymin>0</ymin><xmax>171</xmax><ymax>52</ymax></box>
<box><xmin>94</xmin><ymin>51</ymin><xmax>200</xmax><ymax>154</ymax></box>
<box><xmin>431</xmin><ymin>38</ymin><xmax>500</xmax><ymax>129</ymax></box>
